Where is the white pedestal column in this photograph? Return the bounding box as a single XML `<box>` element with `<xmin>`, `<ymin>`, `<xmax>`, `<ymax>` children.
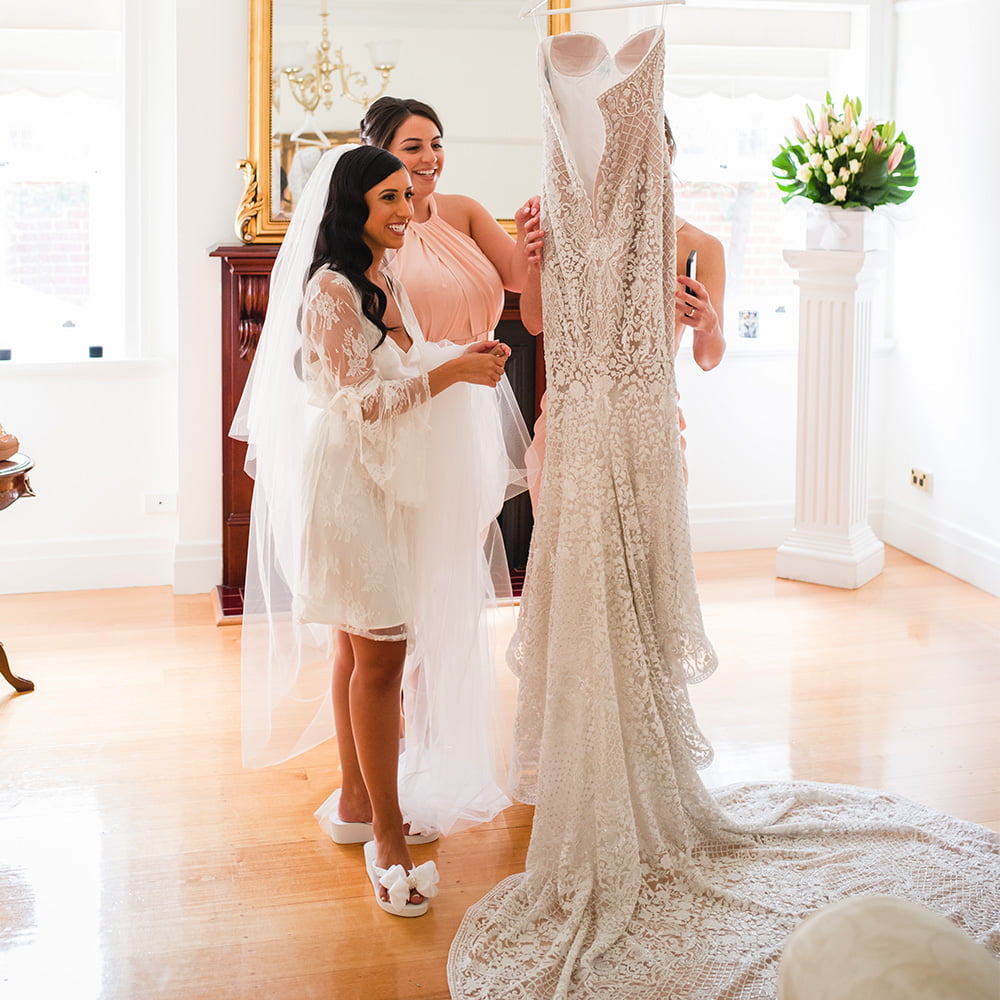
<box><xmin>776</xmin><ymin>249</ymin><xmax>885</xmax><ymax>589</ymax></box>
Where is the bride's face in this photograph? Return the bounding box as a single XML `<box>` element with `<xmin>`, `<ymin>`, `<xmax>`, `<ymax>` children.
<box><xmin>362</xmin><ymin>168</ymin><xmax>414</xmax><ymax>253</ymax></box>
<box><xmin>387</xmin><ymin>114</ymin><xmax>445</xmax><ymax>197</ymax></box>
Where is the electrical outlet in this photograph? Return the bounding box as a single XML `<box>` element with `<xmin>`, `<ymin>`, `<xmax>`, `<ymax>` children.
<box><xmin>144</xmin><ymin>493</ymin><xmax>177</xmax><ymax>513</ymax></box>
<box><xmin>910</xmin><ymin>468</ymin><xmax>932</xmax><ymax>492</ymax></box>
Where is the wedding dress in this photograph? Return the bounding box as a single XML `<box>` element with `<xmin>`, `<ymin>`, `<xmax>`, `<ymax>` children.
<box><xmin>447</xmin><ymin>26</ymin><xmax>1000</xmax><ymax>999</ymax></box>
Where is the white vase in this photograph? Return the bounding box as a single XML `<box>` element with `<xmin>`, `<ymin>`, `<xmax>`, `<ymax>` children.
<box><xmin>805</xmin><ymin>204</ymin><xmax>881</xmax><ymax>252</ymax></box>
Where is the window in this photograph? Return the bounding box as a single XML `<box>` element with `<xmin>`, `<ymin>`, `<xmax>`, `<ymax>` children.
<box><xmin>659</xmin><ymin>1</ymin><xmax>878</xmax><ymax>347</ymax></box>
<box><xmin>0</xmin><ymin>3</ymin><xmax>126</xmax><ymax>363</ymax></box>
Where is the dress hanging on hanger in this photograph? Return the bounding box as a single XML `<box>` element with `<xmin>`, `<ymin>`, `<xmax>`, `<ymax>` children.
<box><xmin>446</xmin><ymin>22</ymin><xmax>1000</xmax><ymax>1000</ymax></box>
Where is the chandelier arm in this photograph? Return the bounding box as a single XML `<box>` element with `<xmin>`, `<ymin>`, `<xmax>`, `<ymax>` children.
<box><xmin>282</xmin><ymin>10</ymin><xmax>396</xmax><ymax>114</ymax></box>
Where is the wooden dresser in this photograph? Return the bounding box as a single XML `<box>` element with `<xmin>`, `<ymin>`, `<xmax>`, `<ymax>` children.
<box><xmin>211</xmin><ymin>243</ymin><xmax>542</xmax><ymax>594</ymax></box>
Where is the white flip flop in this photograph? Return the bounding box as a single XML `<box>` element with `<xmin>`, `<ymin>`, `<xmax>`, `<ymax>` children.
<box><xmin>363</xmin><ymin>840</ymin><xmax>439</xmax><ymax>918</ymax></box>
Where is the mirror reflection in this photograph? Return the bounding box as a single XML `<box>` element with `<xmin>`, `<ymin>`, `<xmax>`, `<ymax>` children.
<box><xmin>270</xmin><ymin>1</ymin><xmax>543</xmax><ymax>223</ymax></box>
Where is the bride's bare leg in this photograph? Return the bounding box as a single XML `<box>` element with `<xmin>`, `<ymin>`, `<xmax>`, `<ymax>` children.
<box><xmin>332</xmin><ymin>629</ymin><xmax>372</xmax><ymax>823</ymax></box>
<box><xmin>348</xmin><ymin>632</ymin><xmax>424</xmax><ymax>904</ymax></box>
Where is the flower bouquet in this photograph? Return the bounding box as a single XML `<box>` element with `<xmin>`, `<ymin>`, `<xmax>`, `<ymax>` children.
<box><xmin>772</xmin><ymin>94</ymin><xmax>918</xmax><ymax>210</ymax></box>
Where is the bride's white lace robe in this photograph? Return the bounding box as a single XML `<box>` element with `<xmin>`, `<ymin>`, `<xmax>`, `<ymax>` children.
<box><xmin>447</xmin><ymin>26</ymin><xmax>1000</xmax><ymax>1000</ymax></box>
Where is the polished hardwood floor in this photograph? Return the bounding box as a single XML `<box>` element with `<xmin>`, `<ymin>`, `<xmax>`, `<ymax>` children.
<box><xmin>1</xmin><ymin>547</ymin><xmax>997</xmax><ymax>1000</ymax></box>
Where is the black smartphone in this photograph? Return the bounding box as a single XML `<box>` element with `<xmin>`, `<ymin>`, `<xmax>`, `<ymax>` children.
<box><xmin>684</xmin><ymin>249</ymin><xmax>697</xmax><ymax>294</ymax></box>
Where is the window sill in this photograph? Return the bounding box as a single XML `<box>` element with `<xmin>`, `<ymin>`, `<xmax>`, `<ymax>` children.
<box><xmin>0</xmin><ymin>358</ymin><xmax>172</xmax><ymax>377</ymax></box>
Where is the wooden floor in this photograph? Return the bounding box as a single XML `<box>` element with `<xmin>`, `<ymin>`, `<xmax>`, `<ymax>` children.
<box><xmin>1</xmin><ymin>547</ymin><xmax>997</xmax><ymax>1000</ymax></box>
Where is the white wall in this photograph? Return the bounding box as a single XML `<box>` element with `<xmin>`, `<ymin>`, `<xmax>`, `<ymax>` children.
<box><xmin>172</xmin><ymin>0</ymin><xmax>248</xmax><ymax>591</ymax></box>
<box><xmin>878</xmin><ymin>0</ymin><xmax>1000</xmax><ymax>597</ymax></box>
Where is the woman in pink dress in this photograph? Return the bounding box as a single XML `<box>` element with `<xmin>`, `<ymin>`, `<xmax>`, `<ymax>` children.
<box><xmin>360</xmin><ymin>96</ymin><xmax>543</xmax><ymax>346</ymax></box>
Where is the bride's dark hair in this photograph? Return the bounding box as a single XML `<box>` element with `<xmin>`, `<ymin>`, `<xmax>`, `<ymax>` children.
<box><xmin>308</xmin><ymin>144</ymin><xmax>405</xmax><ymax>347</ymax></box>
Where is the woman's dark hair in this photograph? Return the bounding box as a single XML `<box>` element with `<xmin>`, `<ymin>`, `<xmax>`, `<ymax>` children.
<box><xmin>663</xmin><ymin>114</ymin><xmax>677</xmax><ymax>161</ymax></box>
<box><xmin>360</xmin><ymin>96</ymin><xmax>444</xmax><ymax>150</ymax></box>
<box><xmin>308</xmin><ymin>145</ymin><xmax>405</xmax><ymax>347</ymax></box>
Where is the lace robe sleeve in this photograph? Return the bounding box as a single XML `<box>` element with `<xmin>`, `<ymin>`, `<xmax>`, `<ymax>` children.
<box><xmin>302</xmin><ymin>269</ymin><xmax>431</xmax><ymax>422</ymax></box>
<box><xmin>302</xmin><ymin>269</ymin><xmax>432</xmax><ymax>505</ymax></box>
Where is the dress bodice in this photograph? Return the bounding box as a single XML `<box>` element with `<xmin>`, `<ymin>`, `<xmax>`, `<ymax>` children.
<box><xmin>543</xmin><ymin>29</ymin><xmax>664</xmax><ymax>214</ymax></box>
<box><xmin>390</xmin><ymin>196</ymin><xmax>504</xmax><ymax>345</ymax></box>
<box><xmin>538</xmin><ymin>26</ymin><xmax>674</xmax><ymax>385</ymax></box>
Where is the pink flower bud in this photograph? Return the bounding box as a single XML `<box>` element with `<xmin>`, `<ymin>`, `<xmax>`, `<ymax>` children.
<box><xmin>793</xmin><ymin>117</ymin><xmax>808</xmax><ymax>142</ymax></box>
<box><xmin>818</xmin><ymin>111</ymin><xmax>829</xmax><ymax>137</ymax></box>
<box><xmin>860</xmin><ymin>120</ymin><xmax>874</xmax><ymax>145</ymax></box>
<box><xmin>886</xmin><ymin>142</ymin><xmax>905</xmax><ymax>173</ymax></box>
<box><xmin>872</xmin><ymin>134</ymin><xmax>885</xmax><ymax>154</ymax></box>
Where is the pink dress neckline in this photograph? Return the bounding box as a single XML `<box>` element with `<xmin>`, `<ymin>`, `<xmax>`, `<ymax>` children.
<box><xmin>391</xmin><ymin>196</ymin><xmax>505</xmax><ymax>345</ymax></box>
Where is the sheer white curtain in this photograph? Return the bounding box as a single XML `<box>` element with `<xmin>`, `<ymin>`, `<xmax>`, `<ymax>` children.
<box><xmin>0</xmin><ymin>0</ymin><xmax>122</xmax><ymax>97</ymax></box>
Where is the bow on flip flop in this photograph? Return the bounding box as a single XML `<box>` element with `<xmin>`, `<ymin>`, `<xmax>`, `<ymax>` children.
<box><xmin>378</xmin><ymin>860</ymin><xmax>440</xmax><ymax>911</ymax></box>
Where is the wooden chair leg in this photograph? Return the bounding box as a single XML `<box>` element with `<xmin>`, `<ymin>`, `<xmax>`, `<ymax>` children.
<box><xmin>0</xmin><ymin>640</ymin><xmax>34</xmax><ymax>692</ymax></box>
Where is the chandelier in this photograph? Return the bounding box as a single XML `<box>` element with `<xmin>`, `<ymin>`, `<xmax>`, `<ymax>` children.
<box><xmin>280</xmin><ymin>1</ymin><xmax>399</xmax><ymax>112</ymax></box>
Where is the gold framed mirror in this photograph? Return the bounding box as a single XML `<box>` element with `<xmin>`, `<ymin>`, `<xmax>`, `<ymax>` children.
<box><xmin>237</xmin><ymin>0</ymin><xmax>571</xmax><ymax>243</ymax></box>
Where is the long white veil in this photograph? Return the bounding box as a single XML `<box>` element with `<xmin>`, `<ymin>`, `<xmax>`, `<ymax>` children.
<box><xmin>231</xmin><ymin>145</ymin><xmax>357</xmax><ymax>769</ymax></box>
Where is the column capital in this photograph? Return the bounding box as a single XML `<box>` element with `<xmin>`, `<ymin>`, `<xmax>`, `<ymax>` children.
<box><xmin>783</xmin><ymin>249</ymin><xmax>887</xmax><ymax>291</ymax></box>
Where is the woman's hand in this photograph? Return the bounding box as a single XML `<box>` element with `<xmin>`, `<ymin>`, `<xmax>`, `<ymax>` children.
<box><xmin>465</xmin><ymin>340</ymin><xmax>511</xmax><ymax>360</ymax></box>
<box><xmin>515</xmin><ymin>197</ymin><xmax>545</xmax><ymax>266</ymax></box>
<box><xmin>675</xmin><ymin>274</ymin><xmax>715</xmax><ymax>332</ymax></box>
<box><xmin>429</xmin><ymin>342</ymin><xmax>508</xmax><ymax>395</ymax></box>
<box><xmin>675</xmin><ymin>274</ymin><xmax>725</xmax><ymax>371</ymax></box>
<box><xmin>454</xmin><ymin>349</ymin><xmax>507</xmax><ymax>387</ymax></box>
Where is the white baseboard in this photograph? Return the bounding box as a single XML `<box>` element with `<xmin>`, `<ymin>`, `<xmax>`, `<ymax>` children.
<box><xmin>0</xmin><ymin>536</ymin><xmax>175</xmax><ymax>595</ymax></box>
<box><xmin>0</xmin><ymin>536</ymin><xmax>222</xmax><ymax>596</ymax></box>
<box><xmin>879</xmin><ymin>500</ymin><xmax>1000</xmax><ymax>599</ymax></box>
<box><xmin>5</xmin><ymin>504</ymin><xmax>994</xmax><ymax>601</ymax></box>
<box><xmin>172</xmin><ymin>541</ymin><xmax>223</xmax><ymax>595</ymax></box>
<box><xmin>689</xmin><ymin>502</ymin><xmax>794</xmax><ymax>552</ymax></box>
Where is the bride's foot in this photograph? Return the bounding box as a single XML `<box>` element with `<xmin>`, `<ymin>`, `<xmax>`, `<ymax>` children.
<box><xmin>364</xmin><ymin>839</ymin><xmax>439</xmax><ymax>917</ymax></box>
<box><xmin>316</xmin><ymin>788</ymin><xmax>440</xmax><ymax>845</ymax></box>
<box><xmin>373</xmin><ymin>836</ymin><xmax>420</xmax><ymax>902</ymax></box>
<box><xmin>336</xmin><ymin>786</ymin><xmax>372</xmax><ymax>825</ymax></box>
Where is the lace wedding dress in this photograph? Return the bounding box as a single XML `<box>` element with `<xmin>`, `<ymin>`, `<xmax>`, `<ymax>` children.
<box><xmin>447</xmin><ymin>26</ymin><xmax>1000</xmax><ymax>999</ymax></box>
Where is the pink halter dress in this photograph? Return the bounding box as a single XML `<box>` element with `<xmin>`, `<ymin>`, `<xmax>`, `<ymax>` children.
<box><xmin>390</xmin><ymin>196</ymin><xmax>504</xmax><ymax>345</ymax></box>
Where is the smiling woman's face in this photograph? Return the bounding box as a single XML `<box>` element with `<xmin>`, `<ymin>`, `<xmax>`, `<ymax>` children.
<box><xmin>386</xmin><ymin>114</ymin><xmax>445</xmax><ymax>199</ymax></box>
<box><xmin>361</xmin><ymin>168</ymin><xmax>414</xmax><ymax>254</ymax></box>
